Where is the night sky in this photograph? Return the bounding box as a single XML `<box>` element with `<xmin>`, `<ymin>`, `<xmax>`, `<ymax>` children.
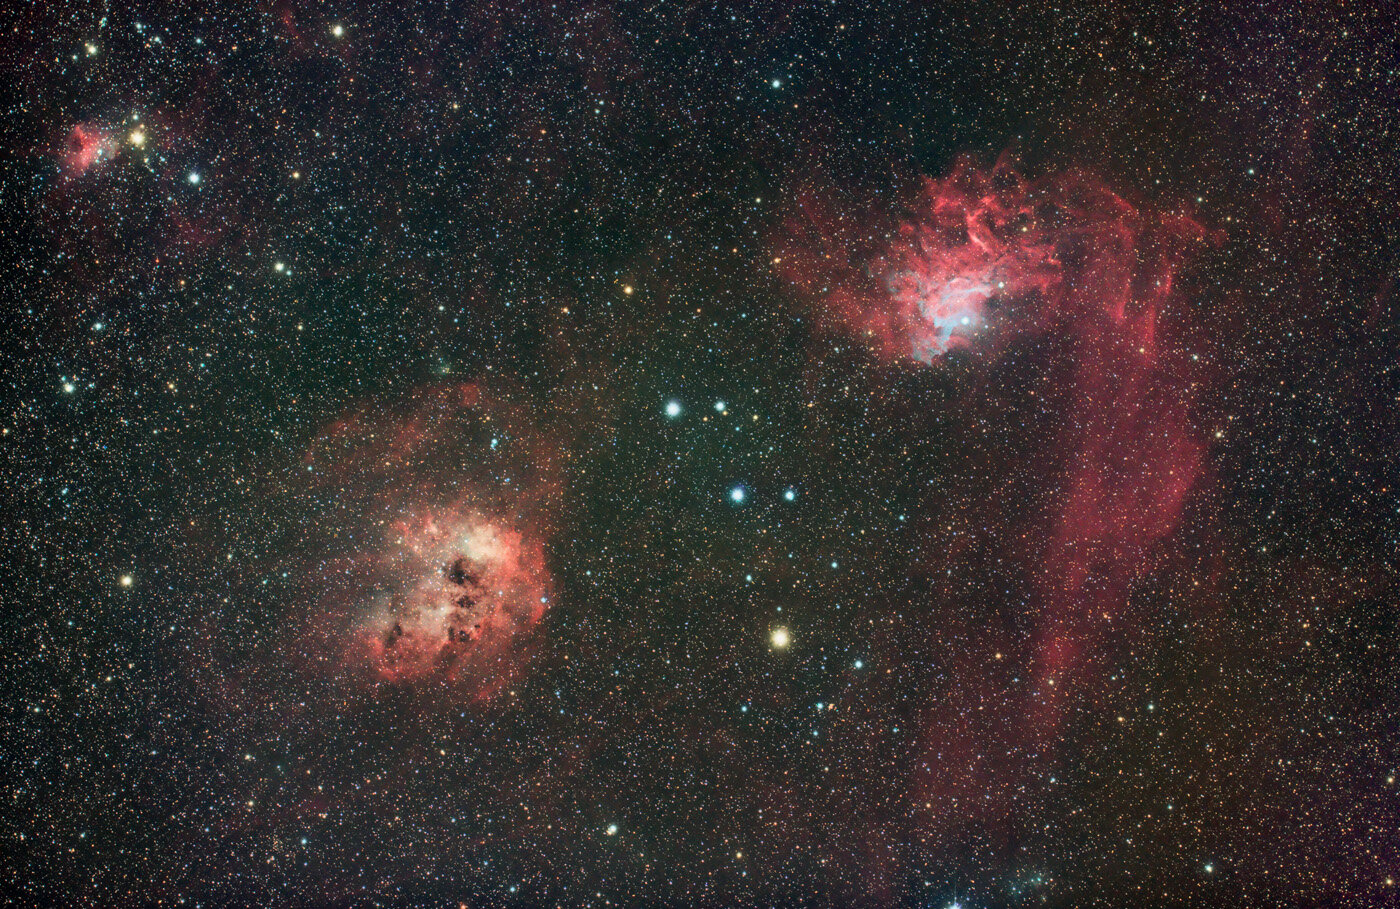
<box><xmin>5</xmin><ymin>2</ymin><xmax>1400</xmax><ymax>907</ymax></box>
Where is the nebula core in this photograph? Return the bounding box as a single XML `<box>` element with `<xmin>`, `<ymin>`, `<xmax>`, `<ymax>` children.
<box><xmin>350</xmin><ymin>507</ymin><xmax>550</xmax><ymax>687</ymax></box>
<box><xmin>60</xmin><ymin>122</ymin><xmax>117</xmax><ymax>177</ymax></box>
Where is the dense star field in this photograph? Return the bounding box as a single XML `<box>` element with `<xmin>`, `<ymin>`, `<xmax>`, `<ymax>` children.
<box><xmin>4</xmin><ymin>2</ymin><xmax>1399</xmax><ymax>906</ymax></box>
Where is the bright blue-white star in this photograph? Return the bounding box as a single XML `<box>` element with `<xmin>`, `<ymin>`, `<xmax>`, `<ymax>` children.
<box><xmin>784</xmin><ymin>488</ymin><xmax>797</xmax><ymax>501</ymax></box>
<box><xmin>665</xmin><ymin>399</ymin><xmax>683</xmax><ymax>418</ymax></box>
<box><xmin>729</xmin><ymin>485</ymin><xmax>747</xmax><ymax>503</ymax></box>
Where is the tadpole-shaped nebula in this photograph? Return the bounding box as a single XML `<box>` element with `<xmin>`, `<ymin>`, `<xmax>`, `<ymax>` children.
<box><xmin>779</xmin><ymin>155</ymin><xmax>1215</xmax><ymax>728</ymax></box>
<box><xmin>295</xmin><ymin>383</ymin><xmax>558</xmax><ymax>699</ymax></box>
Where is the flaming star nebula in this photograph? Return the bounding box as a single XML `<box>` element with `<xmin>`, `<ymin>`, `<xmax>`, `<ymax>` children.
<box><xmin>781</xmin><ymin>154</ymin><xmax>1216</xmax><ymax>732</ymax></box>
<box><xmin>783</xmin><ymin>154</ymin><xmax>1209</xmax><ymax>366</ymax></box>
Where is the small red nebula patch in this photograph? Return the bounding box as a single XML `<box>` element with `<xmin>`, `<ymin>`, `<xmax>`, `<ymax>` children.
<box><xmin>61</xmin><ymin>122</ymin><xmax>117</xmax><ymax>177</ymax></box>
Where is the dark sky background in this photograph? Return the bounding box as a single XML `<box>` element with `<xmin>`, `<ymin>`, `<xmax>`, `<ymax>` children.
<box><xmin>4</xmin><ymin>2</ymin><xmax>1399</xmax><ymax>907</ymax></box>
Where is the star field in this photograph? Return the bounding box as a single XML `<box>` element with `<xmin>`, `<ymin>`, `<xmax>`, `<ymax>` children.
<box><xmin>3</xmin><ymin>2</ymin><xmax>1399</xmax><ymax>907</ymax></box>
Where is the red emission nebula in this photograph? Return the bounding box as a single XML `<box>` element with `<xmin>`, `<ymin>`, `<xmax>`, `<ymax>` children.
<box><xmin>61</xmin><ymin>121</ymin><xmax>118</xmax><ymax>177</ymax></box>
<box><xmin>779</xmin><ymin>155</ymin><xmax>1217</xmax><ymax>732</ymax></box>
<box><xmin>295</xmin><ymin>383</ymin><xmax>558</xmax><ymax>699</ymax></box>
